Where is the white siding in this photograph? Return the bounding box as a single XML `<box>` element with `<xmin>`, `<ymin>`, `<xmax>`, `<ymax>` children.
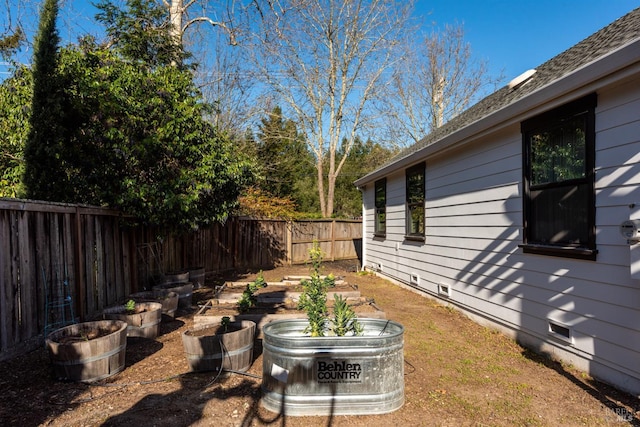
<box><xmin>361</xmin><ymin>75</ymin><xmax>640</xmax><ymax>394</ymax></box>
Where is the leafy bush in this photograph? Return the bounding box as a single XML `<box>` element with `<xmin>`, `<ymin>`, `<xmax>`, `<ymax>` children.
<box><xmin>14</xmin><ymin>41</ymin><xmax>255</xmax><ymax>229</ymax></box>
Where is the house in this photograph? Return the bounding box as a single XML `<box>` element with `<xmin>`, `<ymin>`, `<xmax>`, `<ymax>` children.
<box><xmin>354</xmin><ymin>8</ymin><xmax>640</xmax><ymax>395</ymax></box>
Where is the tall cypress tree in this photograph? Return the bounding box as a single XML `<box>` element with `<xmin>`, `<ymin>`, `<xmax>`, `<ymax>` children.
<box><xmin>23</xmin><ymin>0</ymin><xmax>67</xmax><ymax>200</ymax></box>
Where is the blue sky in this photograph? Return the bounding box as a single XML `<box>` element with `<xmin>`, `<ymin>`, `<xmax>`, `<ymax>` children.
<box><xmin>414</xmin><ymin>0</ymin><xmax>639</xmax><ymax>81</ymax></box>
<box><xmin>2</xmin><ymin>0</ymin><xmax>638</xmax><ymax>82</ymax></box>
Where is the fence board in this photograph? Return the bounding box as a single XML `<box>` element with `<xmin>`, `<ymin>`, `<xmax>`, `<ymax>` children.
<box><xmin>0</xmin><ymin>199</ymin><xmax>361</xmax><ymax>360</ymax></box>
<box><xmin>0</xmin><ymin>211</ymin><xmax>8</xmax><ymax>351</ymax></box>
<box><xmin>84</xmin><ymin>215</ymin><xmax>97</xmax><ymax>315</ymax></box>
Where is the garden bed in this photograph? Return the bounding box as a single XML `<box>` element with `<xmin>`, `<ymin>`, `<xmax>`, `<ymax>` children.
<box><xmin>194</xmin><ymin>275</ymin><xmax>386</xmax><ymax>332</ymax></box>
<box><xmin>0</xmin><ymin>262</ymin><xmax>637</xmax><ymax>426</ymax></box>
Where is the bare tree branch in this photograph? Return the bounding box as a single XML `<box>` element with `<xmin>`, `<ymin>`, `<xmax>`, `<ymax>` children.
<box><xmin>249</xmin><ymin>0</ymin><xmax>413</xmax><ymax>217</ymax></box>
<box><xmin>384</xmin><ymin>22</ymin><xmax>505</xmax><ymax>146</ymax></box>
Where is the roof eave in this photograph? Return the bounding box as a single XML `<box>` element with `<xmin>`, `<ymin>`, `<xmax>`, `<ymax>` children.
<box><xmin>354</xmin><ymin>38</ymin><xmax>640</xmax><ymax>188</ymax></box>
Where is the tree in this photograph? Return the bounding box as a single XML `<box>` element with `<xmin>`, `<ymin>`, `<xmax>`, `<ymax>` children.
<box><xmin>94</xmin><ymin>0</ymin><xmax>252</xmax><ymax>137</ymax></box>
<box><xmin>256</xmin><ymin>106</ymin><xmax>315</xmax><ymax>202</ymax></box>
<box><xmin>11</xmin><ymin>0</ymin><xmax>255</xmax><ymax>229</ymax></box>
<box><xmin>236</xmin><ymin>186</ymin><xmax>300</xmax><ymax>219</ymax></box>
<box><xmin>95</xmin><ymin>0</ymin><xmax>188</xmax><ymax>67</ymax></box>
<box><xmin>53</xmin><ymin>42</ymin><xmax>254</xmax><ymax>229</ymax></box>
<box><xmin>332</xmin><ymin>137</ymin><xmax>397</xmax><ymax>218</ymax></box>
<box><xmin>385</xmin><ymin>23</ymin><xmax>504</xmax><ymax>145</ymax></box>
<box><xmin>249</xmin><ymin>0</ymin><xmax>413</xmax><ymax>218</ymax></box>
<box><xmin>198</xmin><ymin>35</ymin><xmax>257</xmax><ymax>137</ymax></box>
<box><xmin>163</xmin><ymin>0</ymin><xmax>237</xmax><ymax>48</ymax></box>
<box><xmin>22</xmin><ymin>0</ymin><xmax>66</xmax><ymax>200</ymax></box>
<box><xmin>0</xmin><ymin>66</ymin><xmax>30</xmax><ymax>197</ymax></box>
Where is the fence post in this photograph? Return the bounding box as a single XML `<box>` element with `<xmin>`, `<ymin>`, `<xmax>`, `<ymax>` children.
<box><xmin>286</xmin><ymin>221</ymin><xmax>293</xmax><ymax>266</ymax></box>
<box><xmin>331</xmin><ymin>220</ymin><xmax>335</xmax><ymax>262</ymax></box>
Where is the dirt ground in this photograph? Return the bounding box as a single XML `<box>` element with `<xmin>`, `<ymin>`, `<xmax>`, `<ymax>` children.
<box><xmin>1</xmin><ymin>261</ymin><xmax>638</xmax><ymax>427</ymax></box>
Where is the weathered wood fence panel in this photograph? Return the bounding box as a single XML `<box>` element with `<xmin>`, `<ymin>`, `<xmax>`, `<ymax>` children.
<box><xmin>0</xmin><ymin>199</ymin><xmax>361</xmax><ymax>360</ymax></box>
<box><xmin>288</xmin><ymin>219</ymin><xmax>362</xmax><ymax>264</ymax></box>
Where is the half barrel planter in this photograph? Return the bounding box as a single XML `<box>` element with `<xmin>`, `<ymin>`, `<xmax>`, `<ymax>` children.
<box><xmin>103</xmin><ymin>302</ymin><xmax>163</xmax><ymax>339</ymax></box>
<box><xmin>182</xmin><ymin>320</ymin><xmax>256</xmax><ymax>374</ymax></box>
<box><xmin>186</xmin><ymin>266</ymin><xmax>205</xmax><ymax>289</ymax></box>
<box><xmin>154</xmin><ymin>272</ymin><xmax>193</xmax><ymax>310</ymax></box>
<box><xmin>261</xmin><ymin>318</ymin><xmax>405</xmax><ymax>416</ymax></box>
<box><xmin>46</xmin><ymin>320</ymin><xmax>128</xmax><ymax>382</ymax></box>
<box><xmin>129</xmin><ymin>291</ymin><xmax>179</xmax><ymax>318</ymax></box>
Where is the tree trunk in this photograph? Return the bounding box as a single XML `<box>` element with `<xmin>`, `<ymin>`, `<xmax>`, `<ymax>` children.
<box><xmin>317</xmin><ymin>160</ymin><xmax>327</xmax><ymax>217</ymax></box>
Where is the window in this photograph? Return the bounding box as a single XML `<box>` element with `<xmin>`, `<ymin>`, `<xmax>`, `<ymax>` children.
<box><xmin>374</xmin><ymin>178</ymin><xmax>386</xmax><ymax>236</ymax></box>
<box><xmin>406</xmin><ymin>163</ymin><xmax>425</xmax><ymax>239</ymax></box>
<box><xmin>521</xmin><ymin>93</ymin><xmax>597</xmax><ymax>259</ymax></box>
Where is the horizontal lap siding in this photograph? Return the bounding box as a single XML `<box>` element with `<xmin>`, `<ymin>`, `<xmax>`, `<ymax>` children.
<box><xmin>362</xmin><ymin>77</ymin><xmax>640</xmax><ymax>390</ymax></box>
<box><xmin>590</xmin><ymin>78</ymin><xmax>640</xmax><ymax>382</ymax></box>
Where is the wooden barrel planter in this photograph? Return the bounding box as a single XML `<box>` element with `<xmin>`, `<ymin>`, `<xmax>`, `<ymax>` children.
<box><xmin>46</xmin><ymin>320</ymin><xmax>127</xmax><ymax>383</ymax></box>
<box><xmin>182</xmin><ymin>320</ymin><xmax>256</xmax><ymax>373</ymax></box>
<box><xmin>129</xmin><ymin>291</ymin><xmax>179</xmax><ymax>318</ymax></box>
<box><xmin>153</xmin><ymin>282</ymin><xmax>193</xmax><ymax>309</ymax></box>
<box><xmin>187</xmin><ymin>267</ymin><xmax>205</xmax><ymax>289</ymax></box>
<box><xmin>162</xmin><ymin>271</ymin><xmax>190</xmax><ymax>285</ymax></box>
<box><xmin>103</xmin><ymin>302</ymin><xmax>163</xmax><ymax>339</ymax></box>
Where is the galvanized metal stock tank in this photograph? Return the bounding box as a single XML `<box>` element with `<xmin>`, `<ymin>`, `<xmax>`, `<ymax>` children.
<box><xmin>261</xmin><ymin>318</ymin><xmax>404</xmax><ymax>416</ymax></box>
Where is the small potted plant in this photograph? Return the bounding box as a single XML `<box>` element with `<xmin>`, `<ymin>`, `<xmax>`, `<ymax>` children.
<box><xmin>260</xmin><ymin>242</ymin><xmax>405</xmax><ymax>416</ymax></box>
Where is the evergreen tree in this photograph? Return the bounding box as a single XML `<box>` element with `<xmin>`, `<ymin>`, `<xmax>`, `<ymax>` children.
<box><xmin>53</xmin><ymin>42</ymin><xmax>254</xmax><ymax>229</ymax></box>
<box><xmin>22</xmin><ymin>0</ymin><xmax>66</xmax><ymax>200</ymax></box>
<box><xmin>95</xmin><ymin>0</ymin><xmax>188</xmax><ymax>67</ymax></box>
<box><xmin>333</xmin><ymin>137</ymin><xmax>397</xmax><ymax>218</ymax></box>
<box><xmin>0</xmin><ymin>66</ymin><xmax>31</xmax><ymax>197</ymax></box>
<box><xmin>12</xmin><ymin>0</ymin><xmax>255</xmax><ymax>229</ymax></box>
<box><xmin>256</xmin><ymin>106</ymin><xmax>317</xmax><ymax>212</ymax></box>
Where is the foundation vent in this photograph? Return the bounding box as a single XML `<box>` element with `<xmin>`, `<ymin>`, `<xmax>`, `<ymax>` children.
<box><xmin>548</xmin><ymin>320</ymin><xmax>573</xmax><ymax>344</ymax></box>
<box><xmin>438</xmin><ymin>283</ymin><xmax>451</xmax><ymax>298</ymax></box>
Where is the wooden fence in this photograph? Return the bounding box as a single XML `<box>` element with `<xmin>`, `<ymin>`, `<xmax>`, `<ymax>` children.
<box><xmin>0</xmin><ymin>199</ymin><xmax>361</xmax><ymax>360</ymax></box>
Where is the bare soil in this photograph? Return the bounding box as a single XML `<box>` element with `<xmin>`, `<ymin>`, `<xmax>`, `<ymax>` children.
<box><xmin>1</xmin><ymin>261</ymin><xmax>638</xmax><ymax>427</ymax></box>
<box><xmin>187</xmin><ymin>324</ymin><xmax>243</xmax><ymax>337</ymax></box>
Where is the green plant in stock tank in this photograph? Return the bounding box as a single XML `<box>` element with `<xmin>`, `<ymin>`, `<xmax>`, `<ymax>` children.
<box><xmin>298</xmin><ymin>241</ymin><xmax>361</xmax><ymax>337</ymax></box>
<box><xmin>331</xmin><ymin>294</ymin><xmax>363</xmax><ymax>336</ymax></box>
